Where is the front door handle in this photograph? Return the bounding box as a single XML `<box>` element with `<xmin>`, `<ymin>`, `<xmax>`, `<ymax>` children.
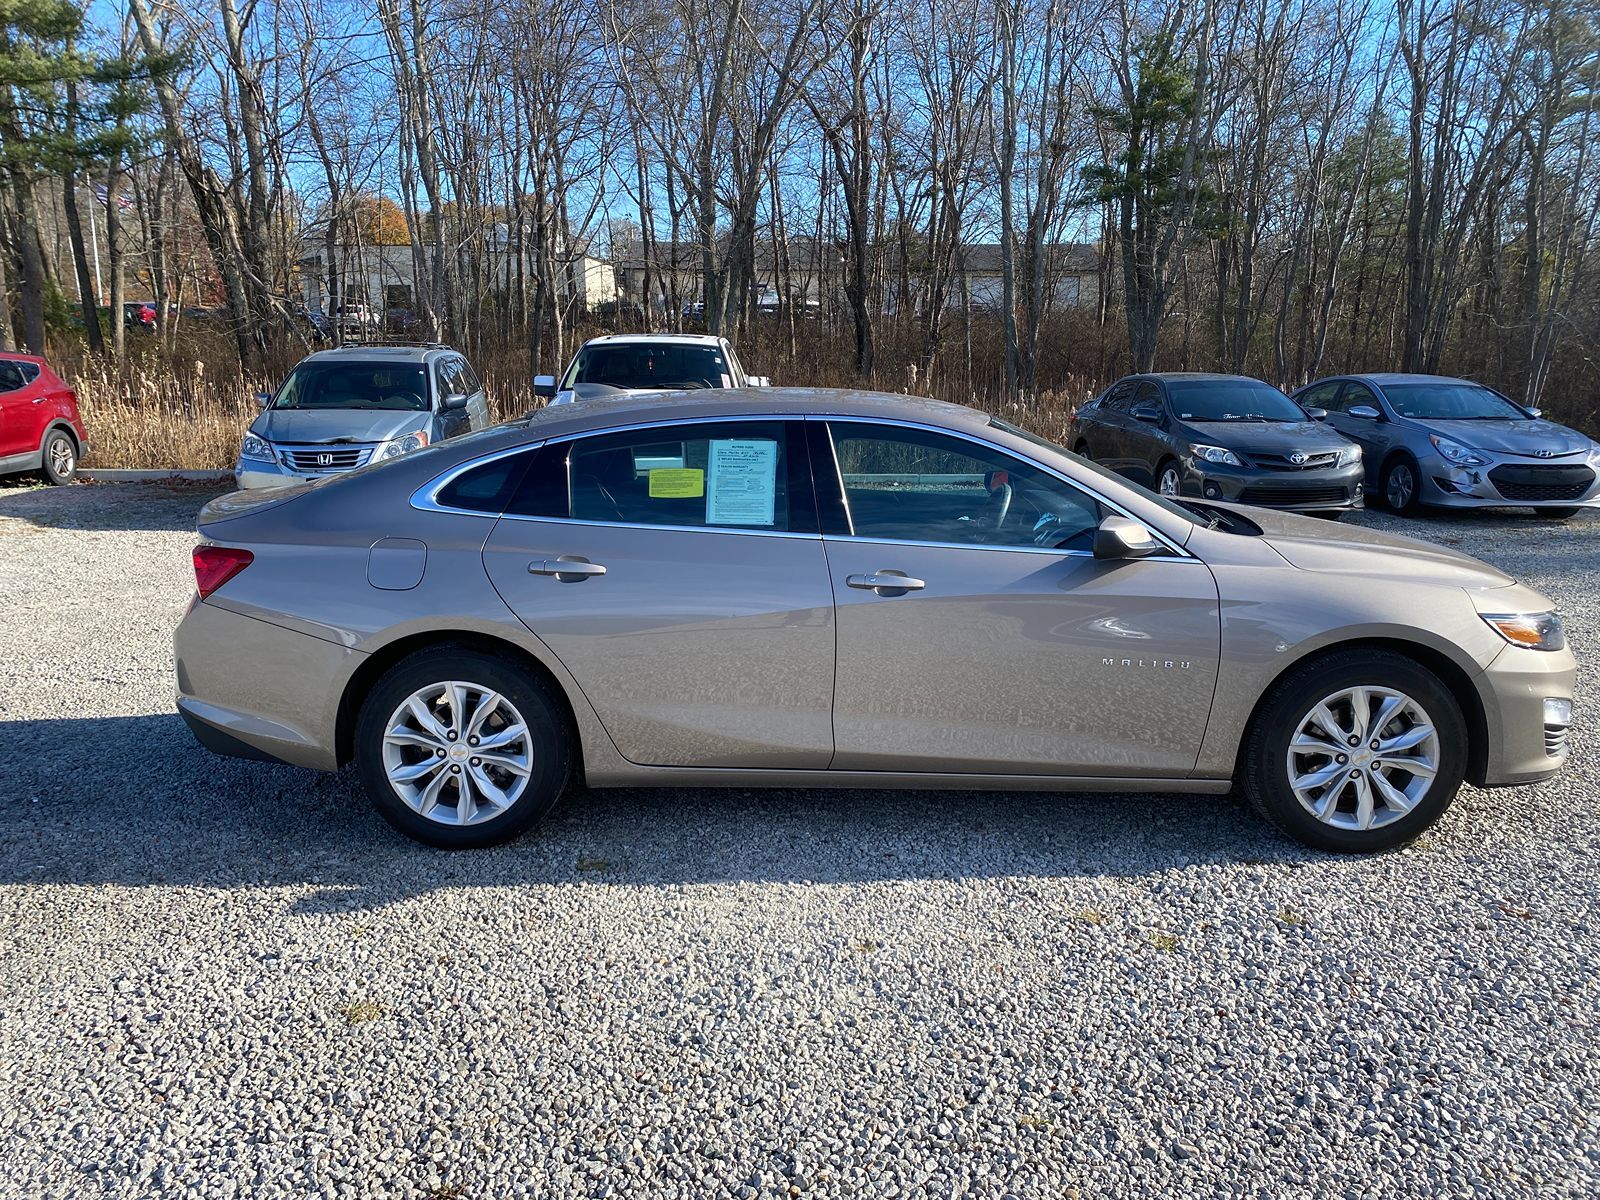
<box><xmin>845</xmin><ymin>570</ymin><xmax>925</xmax><ymax>596</ymax></box>
<box><xmin>530</xmin><ymin>555</ymin><xmax>607</xmax><ymax>582</ymax></box>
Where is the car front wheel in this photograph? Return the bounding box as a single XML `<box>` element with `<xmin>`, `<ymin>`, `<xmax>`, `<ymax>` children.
<box><xmin>1240</xmin><ymin>649</ymin><xmax>1466</xmax><ymax>852</ymax></box>
<box><xmin>1381</xmin><ymin>456</ymin><xmax>1420</xmax><ymax>513</ymax></box>
<box><xmin>1157</xmin><ymin>460</ymin><xmax>1182</xmax><ymax>497</ymax></box>
<box><xmin>355</xmin><ymin>647</ymin><xmax>572</xmax><ymax>848</ymax></box>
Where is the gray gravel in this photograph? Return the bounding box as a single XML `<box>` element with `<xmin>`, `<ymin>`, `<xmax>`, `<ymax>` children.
<box><xmin>2</xmin><ymin>480</ymin><xmax>1598</xmax><ymax>1198</ymax></box>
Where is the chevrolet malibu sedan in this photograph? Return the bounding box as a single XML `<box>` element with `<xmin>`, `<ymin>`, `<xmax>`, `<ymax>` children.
<box><xmin>176</xmin><ymin>389</ymin><xmax>1574</xmax><ymax>853</ymax></box>
<box><xmin>1292</xmin><ymin>373</ymin><xmax>1600</xmax><ymax>517</ymax></box>
<box><xmin>1072</xmin><ymin>373</ymin><xmax>1364</xmax><ymax>516</ymax></box>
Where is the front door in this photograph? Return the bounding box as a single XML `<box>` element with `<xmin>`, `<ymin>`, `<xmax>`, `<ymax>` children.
<box><xmin>482</xmin><ymin>419</ymin><xmax>836</xmax><ymax>769</ymax></box>
<box><xmin>819</xmin><ymin>420</ymin><xmax>1220</xmax><ymax>776</ymax></box>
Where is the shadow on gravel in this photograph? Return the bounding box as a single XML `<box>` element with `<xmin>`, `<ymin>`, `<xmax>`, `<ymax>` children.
<box><xmin>0</xmin><ymin>480</ymin><xmax>227</xmax><ymax>533</ymax></box>
<box><xmin>0</xmin><ymin>713</ymin><xmax>1319</xmax><ymax>909</ymax></box>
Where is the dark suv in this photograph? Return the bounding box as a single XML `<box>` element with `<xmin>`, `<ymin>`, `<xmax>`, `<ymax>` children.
<box><xmin>1070</xmin><ymin>373</ymin><xmax>1365</xmax><ymax>516</ymax></box>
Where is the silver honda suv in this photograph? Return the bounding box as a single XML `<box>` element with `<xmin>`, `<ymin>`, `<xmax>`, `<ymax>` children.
<box><xmin>236</xmin><ymin>345</ymin><xmax>492</xmax><ymax>488</ymax></box>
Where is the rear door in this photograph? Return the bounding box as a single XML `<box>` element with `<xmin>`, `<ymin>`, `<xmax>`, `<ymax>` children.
<box><xmin>481</xmin><ymin>418</ymin><xmax>836</xmax><ymax>768</ymax></box>
<box><xmin>1082</xmin><ymin>379</ymin><xmax>1136</xmax><ymax>469</ymax></box>
<box><xmin>0</xmin><ymin>358</ymin><xmax>43</xmax><ymax>461</ymax></box>
<box><xmin>1122</xmin><ymin>380</ymin><xmax>1170</xmax><ymax>487</ymax></box>
<box><xmin>817</xmin><ymin>419</ymin><xmax>1220</xmax><ymax>776</ymax></box>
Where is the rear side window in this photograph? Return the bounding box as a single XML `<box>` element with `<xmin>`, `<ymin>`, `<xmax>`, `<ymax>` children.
<box><xmin>1100</xmin><ymin>380</ymin><xmax>1136</xmax><ymax>413</ymax></box>
<box><xmin>434</xmin><ymin>452</ymin><xmax>530</xmax><ymax>514</ymax></box>
<box><xmin>0</xmin><ymin>360</ymin><xmax>39</xmax><ymax>392</ymax></box>
<box><xmin>509</xmin><ymin>421</ymin><xmax>812</xmax><ymax>532</ymax></box>
<box><xmin>1299</xmin><ymin>381</ymin><xmax>1343</xmax><ymax>411</ymax></box>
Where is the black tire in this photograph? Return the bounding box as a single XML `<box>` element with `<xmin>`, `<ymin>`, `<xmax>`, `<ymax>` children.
<box><xmin>39</xmin><ymin>429</ymin><xmax>78</xmax><ymax>485</ymax></box>
<box><xmin>1534</xmin><ymin>507</ymin><xmax>1581</xmax><ymax>520</ymax></box>
<box><xmin>1156</xmin><ymin>458</ymin><xmax>1182</xmax><ymax>498</ymax></box>
<box><xmin>1380</xmin><ymin>455</ymin><xmax>1421</xmax><ymax>513</ymax></box>
<box><xmin>354</xmin><ymin>646</ymin><xmax>572</xmax><ymax>848</ymax></box>
<box><xmin>1239</xmin><ymin>648</ymin><xmax>1467</xmax><ymax>853</ymax></box>
<box><xmin>1073</xmin><ymin>440</ymin><xmax>1092</xmax><ymax>460</ymax></box>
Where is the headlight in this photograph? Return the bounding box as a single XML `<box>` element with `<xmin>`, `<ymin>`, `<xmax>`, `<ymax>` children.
<box><xmin>1480</xmin><ymin>610</ymin><xmax>1566</xmax><ymax>651</ymax></box>
<box><xmin>1430</xmin><ymin>435</ymin><xmax>1491</xmax><ymax>468</ymax></box>
<box><xmin>240</xmin><ymin>434</ymin><xmax>274</xmax><ymax>461</ymax></box>
<box><xmin>377</xmin><ymin>431</ymin><xmax>430</xmax><ymax>460</ymax></box>
<box><xmin>1336</xmin><ymin>444</ymin><xmax>1362</xmax><ymax>466</ymax></box>
<box><xmin>1190</xmin><ymin>444</ymin><xmax>1242</xmax><ymax>466</ymax></box>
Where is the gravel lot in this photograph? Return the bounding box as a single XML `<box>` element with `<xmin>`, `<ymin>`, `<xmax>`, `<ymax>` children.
<box><xmin>1</xmin><ymin>479</ymin><xmax>1597</xmax><ymax>1199</ymax></box>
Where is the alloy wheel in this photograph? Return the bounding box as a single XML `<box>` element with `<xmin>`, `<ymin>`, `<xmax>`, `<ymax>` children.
<box><xmin>48</xmin><ymin>439</ymin><xmax>75</xmax><ymax>479</ymax></box>
<box><xmin>1158</xmin><ymin>465</ymin><xmax>1181</xmax><ymax>497</ymax></box>
<box><xmin>1285</xmin><ymin>685</ymin><xmax>1439</xmax><ymax>831</ymax></box>
<box><xmin>380</xmin><ymin>681</ymin><xmax>532</xmax><ymax>826</ymax></box>
<box><xmin>1385</xmin><ymin>463</ymin><xmax>1415</xmax><ymax>510</ymax></box>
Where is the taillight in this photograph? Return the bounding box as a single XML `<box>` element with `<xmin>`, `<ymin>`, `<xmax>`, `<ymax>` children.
<box><xmin>193</xmin><ymin>545</ymin><xmax>253</xmax><ymax>599</ymax></box>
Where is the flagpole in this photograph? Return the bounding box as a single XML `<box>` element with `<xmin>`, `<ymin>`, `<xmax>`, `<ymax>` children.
<box><xmin>88</xmin><ymin>189</ymin><xmax>104</xmax><ymax>306</ymax></box>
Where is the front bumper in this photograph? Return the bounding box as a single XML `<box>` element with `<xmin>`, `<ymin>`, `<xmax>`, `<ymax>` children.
<box><xmin>235</xmin><ymin>456</ymin><xmax>330</xmax><ymax>489</ymax></box>
<box><xmin>1474</xmin><ymin>639</ymin><xmax>1576</xmax><ymax>786</ymax></box>
<box><xmin>1181</xmin><ymin>458</ymin><xmax>1366</xmax><ymax>512</ymax></box>
<box><xmin>1412</xmin><ymin>452</ymin><xmax>1600</xmax><ymax>510</ymax></box>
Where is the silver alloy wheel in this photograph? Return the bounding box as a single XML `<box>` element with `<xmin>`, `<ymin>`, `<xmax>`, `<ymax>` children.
<box><xmin>380</xmin><ymin>680</ymin><xmax>532</xmax><ymax>826</ymax></box>
<box><xmin>48</xmin><ymin>438</ymin><xmax>74</xmax><ymax>479</ymax></box>
<box><xmin>1385</xmin><ymin>462</ymin><xmax>1415</xmax><ymax>509</ymax></box>
<box><xmin>1286</xmin><ymin>685</ymin><xmax>1440</xmax><ymax>831</ymax></box>
<box><xmin>1158</xmin><ymin>465</ymin><xmax>1181</xmax><ymax>497</ymax></box>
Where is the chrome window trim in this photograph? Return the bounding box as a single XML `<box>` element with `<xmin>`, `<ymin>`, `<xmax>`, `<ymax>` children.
<box><xmin>411</xmin><ymin>411</ymin><xmax>1201</xmax><ymax>560</ymax></box>
<box><xmin>815</xmin><ymin>414</ymin><xmax>1196</xmax><ymax>560</ymax></box>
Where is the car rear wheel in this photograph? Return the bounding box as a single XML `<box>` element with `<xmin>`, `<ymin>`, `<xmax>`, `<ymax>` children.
<box><xmin>1240</xmin><ymin>649</ymin><xmax>1466</xmax><ymax>852</ymax></box>
<box><xmin>355</xmin><ymin>648</ymin><xmax>572</xmax><ymax>848</ymax></box>
<box><xmin>1073</xmin><ymin>441</ymin><xmax>1092</xmax><ymax>460</ymax></box>
<box><xmin>40</xmin><ymin>430</ymin><xmax>77</xmax><ymax>485</ymax></box>
<box><xmin>1156</xmin><ymin>460</ymin><xmax>1182</xmax><ymax>498</ymax></box>
<box><xmin>1381</xmin><ymin>456</ymin><xmax>1420</xmax><ymax>513</ymax></box>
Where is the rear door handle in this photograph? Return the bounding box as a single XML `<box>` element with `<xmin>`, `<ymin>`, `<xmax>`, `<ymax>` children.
<box><xmin>846</xmin><ymin>570</ymin><xmax>925</xmax><ymax>596</ymax></box>
<box><xmin>529</xmin><ymin>556</ymin><xmax>606</xmax><ymax>581</ymax></box>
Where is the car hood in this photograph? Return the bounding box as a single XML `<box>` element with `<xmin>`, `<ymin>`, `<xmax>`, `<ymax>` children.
<box><xmin>1181</xmin><ymin>419</ymin><xmax>1353</xmax><ymax>455</ymax></box>
<box><xmin>1241</xmin><ymin>507</ymin><xmax>1514</xmax><ymax>589</ymax></box>
<box><xmin>252</xmin><ymin>408</ymin><xmax>428</xmax><ymax>444</ymax></box>
<box><xmin>1407</xmin><ymin>417</ymin><xmax>1595</xmax><ymax>458</ymax></box>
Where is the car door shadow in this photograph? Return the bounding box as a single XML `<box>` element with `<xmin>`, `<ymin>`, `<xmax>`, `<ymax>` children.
<box><xmin>0</xmin><ymin>713</ymin><xmax>1323</xmax><ymax>912</ymax></box>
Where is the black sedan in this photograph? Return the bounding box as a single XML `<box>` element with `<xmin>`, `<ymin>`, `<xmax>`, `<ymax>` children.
<box><xmin>1070</xmin><ymin>373</ymin><xmax>1365</xmax><ymax>516</ymax></box>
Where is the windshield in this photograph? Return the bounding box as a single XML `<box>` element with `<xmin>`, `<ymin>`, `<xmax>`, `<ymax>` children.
<box><xmin>563</xmin><ymin>343</ymin><xmax>732</xmax><ymax>391</ymax></box>
<box><xmin>271</xmin><ymin>362</ymin><xmax>429</xmax><ymax>412</ymax></box>
<box><xmin>1383</xmin><ymin>381</ymin><xmax>1526</xmax><ymax>420</ymax></box>
<box><xmin>989</xmin><ymin>417</ymin><xmax>1197</xmax><ymax>524</ymax></box>
<box><xmin>1168</xmin><ymin>379</ymin><xmax>1306</xmax><ymax>422</ymax></box>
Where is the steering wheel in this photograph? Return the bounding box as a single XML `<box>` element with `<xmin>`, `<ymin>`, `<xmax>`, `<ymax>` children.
<box><xmin>989</xmin><ymin>481</ymin><xmax>1013</xmax><ymax>532</ymax></box>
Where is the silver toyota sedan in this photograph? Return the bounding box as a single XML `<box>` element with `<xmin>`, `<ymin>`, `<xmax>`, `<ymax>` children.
<box><xmin>175</xmin><ymin>389</ymin><xmax>1575</xmax><ymax>854</ymax></box>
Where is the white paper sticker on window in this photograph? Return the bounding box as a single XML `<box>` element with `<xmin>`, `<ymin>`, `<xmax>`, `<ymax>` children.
<box><xmin>706</xmin><ymin>439</ymin><xmax>778</xmax><ymax>526</ymax></box>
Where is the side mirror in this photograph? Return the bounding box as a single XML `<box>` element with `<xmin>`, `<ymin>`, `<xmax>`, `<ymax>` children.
<box><xmin>1525</xmin><ymin>406</ymin><xmax>1543</xmax><ymax>419</ymax></box>
<box><xmin>746</xmin><ymin>375</ymin><xmax>771</xmax><ymax>388</ymax></box>
<box><xmin>1093</xmin><ymin>515</ymin><xmax>1162</xmax><ymax>560</ymax></box>
<box><xmin>1302</xmin><ymin>406</ymin><xmax>1328</xmax><ymax>421</ymax></box>
<box><xmin>1348</xmin><ymin>405</ymin><xmax>1382</xmax><ymax>421</ymax></box>
<box><xmin>533</xmin><ymin>374</ymin><xmax>557</xmax><ymax>399</ymax></box>
<box><xmin>254</xmin><ymin>391</ymin><xmax>272</xmax><ymax>408</ymax></box>
<box><xmin>442</xmin><ymin>393</ymin><xmax>469</xmax><ymax>411</ymax></box>
<box><xmin>1131</xmin><ymin>403</ymin><xmax>1164</xmax><ymax>424</ymax></box>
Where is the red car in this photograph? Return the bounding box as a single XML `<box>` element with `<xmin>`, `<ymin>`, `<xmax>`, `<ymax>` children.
<box><xmin>0</xmin><ymin>353</ymin><xmax>88</xmax><ymax>484</ymax></box>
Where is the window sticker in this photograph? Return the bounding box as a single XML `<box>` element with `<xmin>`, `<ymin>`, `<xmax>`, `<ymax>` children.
<box><xmin>707</xmin><ymin>439</ymin><xmax>778</xmax><ymax>525</ymax></box>
<box><xmin>648</xmin><ymin>467</ymin><xmax>705</xmax><ymax>499</ymax></box>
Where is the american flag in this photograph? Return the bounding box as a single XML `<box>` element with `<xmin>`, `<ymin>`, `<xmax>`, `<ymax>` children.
<box><xmin>93</xmin><ymin>184</ymin><xmax>133</xmax><ymax>211</ymax></box>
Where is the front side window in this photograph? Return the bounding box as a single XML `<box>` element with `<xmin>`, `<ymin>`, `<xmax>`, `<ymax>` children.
<box><xmin>523</xmin><ymin>421</ymin><xmax>796</xmax><ymax>531</ymax></box>
<box><xmin>1382</xmin><ymin>381</ymin><xmax>1525</xmax><ymax>420</ymax></box>
<box><xmin>272</xmin><ymin>362</ymin><xmax>429</xmax><ymax>412</ymax></box>
<box><xmin>562</xmin><ymin>343</ymin><xmax>732</xmax><ymax>392</ymax></box>
<box><xmin>828</xmin><ymin>423</ymin><xmax>1105</xmax><ymax>552</ymax></box>
<box><xmin>1168</xmin><ymin>379</ymin><xmax>1306</xmax><ymax>423</ymax></box>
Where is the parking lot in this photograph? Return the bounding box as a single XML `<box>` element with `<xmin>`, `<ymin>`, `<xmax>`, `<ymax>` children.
<box><xmin>1</xmin><ymin>479</ymin><xmax>1597</xmax><ymax>1198</ymax></box>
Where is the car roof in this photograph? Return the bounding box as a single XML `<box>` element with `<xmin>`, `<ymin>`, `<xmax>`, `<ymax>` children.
<box><xmin>298</xmin><ymin>345</ymin><xmax>453</xmax><ymax>364</ymax></box>
<box><xmin>481</xmin><ymin>387</ymin><xmax>987</xmax><ymax>447</ymax></box>
<box><xmin>1137</xmin><ymin>372</ymin><xmax>1265</xmax><ymax>383</ymax></box>
<box><xmin>576</xmin><ymin>333</ymin><xmax>726</xmax><ymax>349</ymax></box>
<box><xmin>1348</xmin><ymin>372</ymin><xmax>1477</xmax><ymax>385</ymax></box>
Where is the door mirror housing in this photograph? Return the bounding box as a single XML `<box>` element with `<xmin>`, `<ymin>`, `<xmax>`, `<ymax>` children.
<box><xmin>1093</xmin><ymin>515</ymin><xmax>1162</xmax><ymax>560</ymax></box>
<box><xmin>1348</xmin><ymin>405</ymin><xmax>1382</xmax><ymax>421</ymax></box>
<box><xmin>1525</xmin><ymin>406</ymin><xmax>1543</xmax><ymax>419</ymax></box>
<box><xmin>442</xmin><ymin>392</ymin><xmax>469</xmax><ymax>411</ymax></box>
<box><xmin>746</xmin><ymin>375</ymin><xmax>771</xmax><ymax>388</ymax></box>
<box><xmin>253</xmin><ymin>391</ymin><xmax>272</xmax><ymax>409</ymax></box>
<box><xmin>533</xmin><ymin>374</ymin><xmax>557</xmax><ymax>399</ymax></box>
<box><xmin>1131</xmin><ymin>403</ymin><xmax>1164</xmax><ymax>424</ymax></box>
<box><xmin>1302</xmin><ymin>406</ymin><xmax>1328</xmax><ymax>421</ymax></box>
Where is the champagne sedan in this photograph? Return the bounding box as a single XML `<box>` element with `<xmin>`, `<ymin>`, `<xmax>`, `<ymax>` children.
<box><xmin>175</xmin><ymin>389</ymin><xmax>1575</xmax><ymax>853</ymax></box>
